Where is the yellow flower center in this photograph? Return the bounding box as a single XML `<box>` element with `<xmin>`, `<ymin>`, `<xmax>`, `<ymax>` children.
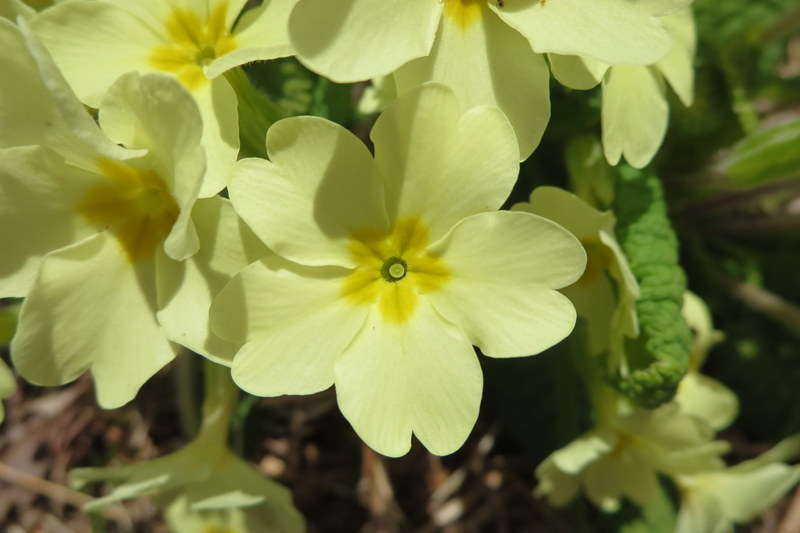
<box><xmin>444</xmin><ymin>0</ymin><xmax>485</xmax><ymax>30</ymax></box>
<box><xmin>77</xmin><ymin>158</ymin><xmax>179</xmax><ymax>263</ymax></box>
<box><xmin>341</xmin><ymin>218</ymin><xmax>450</xmax><ymax>324</ymax></box>
<box><xmin>149</xmin><ymin>2</ymin><xmax>237</xmax><ymax>90</ymax></box>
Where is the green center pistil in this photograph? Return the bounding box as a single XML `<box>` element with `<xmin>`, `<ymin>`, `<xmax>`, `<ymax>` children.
<box><xmin>381</xmin><ymin>257</ymin><xmax>408</xmax><ymax>282</ymax></box>
<box><xmin>195</xmin><ymin>45</ymin><xmax>217</xmax><ymax>66</ymax></box>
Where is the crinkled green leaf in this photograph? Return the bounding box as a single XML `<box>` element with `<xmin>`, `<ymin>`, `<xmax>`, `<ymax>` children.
<box><xmin>612</xmin><ymin>166</ymin><xmax>691</xmax><ymax>408</ymax></box>
<box><xmin>723</xmin><ymin>118</ymin><xmax>800</xmax><ymax>185</ymax></box>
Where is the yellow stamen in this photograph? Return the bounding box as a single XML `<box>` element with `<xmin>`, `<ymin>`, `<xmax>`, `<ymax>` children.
<box><xmin>77</xmin><ymin>158</ymin><xmax>179</xmax><ymax>263</ymax></box>
<box><xmin>149</xmin><ymin>2</ymin><xmax>237</xmax><ymax>90</ymax></box>
<box><xmin>342</xmin><ymin>218</ymin><xmax>450</xmax><ymax>324</ymax></box>
<box><xmin>444</xmin><ymin>0</ymin><xmax>485</xmax><ymax>30</ymax></box>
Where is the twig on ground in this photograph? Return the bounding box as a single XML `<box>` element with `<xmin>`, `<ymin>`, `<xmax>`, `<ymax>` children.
<box><xmin>0</xmin><ymin>461</ymin><xmax>132</xmax><ymax>527</ymax></box>
<box><xmin>778</xmin><ymin>485</ymin><xmax>800</xmax><ymax>533</ymax></box>
<box><xmin>359</xmin><ymin>444</ymin><xmax>404</xmax><ymax>533</ymax></box>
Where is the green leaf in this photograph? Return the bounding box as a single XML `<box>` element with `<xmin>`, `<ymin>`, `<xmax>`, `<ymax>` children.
<box><xmin>612</xmin><ymin>166</ymin><xmax>691</xmax><ymax>408</ymax></box>
<box><xmin>310</xmin><ymin>76</ymin><xmax>355</xmax><ymax>126</ymax></box>
<box><xmin>723</xmin><ymin>118</ymin><xmax>800</xmax><ymax>185</ymax></box>
<box><xmin>242</xmin><ymin>58</ymin><xmax>355</xmax><ymax>125</ymax></box>
<box><xmin>0</xmin><ymin>301</ymin><xmax>21</xmax><ymax>346</ymax></box>
<box><xmin>225</xmin><ymin>68</ymin><xmax>288</xmax><ymax>160</ymax></box>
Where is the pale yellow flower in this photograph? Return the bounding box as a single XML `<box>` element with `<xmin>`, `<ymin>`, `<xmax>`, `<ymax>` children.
<box><xmin>290</xmin><ymin>0</ymin><xmax>688</xmax><ymax>159</ymax></box>
<box><xmin>514</xmin><ymin>186</ymin><xmax>639</xmax><ymax>369</ymax></box>
<box><xmin>550</xmin><ymin>7</ymin><xmax>696</xmax><ymax>167</ymax></box>
<box><xmin>674</xmin><ymin>292</ymin><xmax>738</xmax><ymax>431</ymax></box>
<box><xmin>674</xmin><ymin>436</ymin><xmax>800</xmax><ymax>533</ymax></box>
<box><xmin>0</xmin><ymin>19</ymin><xmax>259</xmax><ymax>406</ymax></box>
<box><xmin>211</xmin><ymin>84</ymin><xmax>586</xmax><ymax>457</ymax></box>
<box><xmin>32</xmin><ymin>0</ymin><xmax>296</xmax><ymax>196</ymax></box>
<box><xmin>71</xmin><ymin>364</ymin><xmax>304</xmax><ymax>533</ymax></box>
<box><xmin>535</xmin><ymin>386</ymin><xmax>728</xmax><ymax>512</ymax></box>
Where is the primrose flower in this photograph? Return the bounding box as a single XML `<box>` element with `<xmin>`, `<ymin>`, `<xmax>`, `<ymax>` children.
<box><xmin>550</xmin><ymin>7</ymin><xmax>696</xmax><ymax>168</ymax></box>
<box><xmin>211</xmin><ymin>83</ymin><xmax>586</xmax><ymax>457</ymax></box>
<box><xmin>0</xmin><ymin>20</ymin><xmax>251</xmax><ymax>406</ymax></box>
<box><xmin>535</xmin><ymin>385</ymin><xmax>728</xmax><ymax>512</ymax></box>
<box><xmin>674</xmin><ymin>291</ymin><xmax>737</xmax><ymax>431</ymax></box>
<box><xmin>31</xmin><ymin>0</ymin><xmax>296</xmax><ymax>196</ymax></box>
<box><xmin>674</xmin><ymin>435</ymin><xmax>800</xmax><ymax>533</ymax></box>
<box><xmin>290</xmin><ymin>0</ymin><xmax>688</xmax><ymax>159</ymax></box>
<box><xmin>514</xmin><ymin>186</ymin><xmax>639</xmax><ymax>368</ymax></box>
<box><xmin>71</xmin><ymin>364</ymin><xmax>305</xmax><ymax>533</ymax></box>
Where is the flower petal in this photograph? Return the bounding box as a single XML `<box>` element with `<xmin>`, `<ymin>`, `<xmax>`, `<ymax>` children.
<box><xmin>428</xmin><ymin>211</ymin><xmax>585</xmax><ymax>357</ymax></box>
<box><xmin>534</xmin><ymin>455</ymin><xmax>582</xmax><ymax>507</ymax></box>
<box><xmin>584</xmin><ymin>450</ymin><xmax>659</xmax><ymax>509</ymax></box>
<box><xmin>601</xmin><ymin>65</ymin><xmax>668</xmax><ymax>168</ymax></box>
<box><xmin>0</xmin><ymin>18</ymin><xmax>133</xmax><ymax>163</ymax></box>
<box><xmin>164</xmin><ymin>489</ymin><xmax>305</xmax><ymax>533</ymax></box>
<box><xmin>206</xmin><ymin>0</ymin><xmax>295</xmax><ymax>77</ymax></box>
<box><xmin>0</xmin><ymin>146</ymin><xmax>100</xmax><ymax>297</ymax></box>
<box><xmin>516</xmin><ymin>186</ymin><xmax>641</xmax><ymax>357</ymax></box>
<box><xmin>675</xmin><ymin>372</ymin><xmax>739</xmax><ymax>432</ymax></box>
<box><xmin>98</xmin><ymin>72</ymin><xmax>206</xmax><ymax>260</ymax></box>
<box><xmin>548</xmin><ymin>54</ymin><xmax>606</xmax><ymax>90</ymax></box>
<box><xmin>184</xmin><ymin>450</ymin><xmax>291</xmax><ymax>510</ymax></box>
<box><xmin>31</xmin><ymin>1</ymin><xmax>162</xmax><ymax>108</ymax></box>
<box><xmin>290</xmin><ymin>0</ymin><xmax>442</xmax><ymax>82</ymax></box>
<box><xmin>157</xmin><ymin>197</ymin><xmax>269</xmax><ymax>365</ymax></box>
<box><xmin>11</xmin><ymin>233</ymin><xmax>177</xmax><ymax>408</ymax></box>
<box><xmin>334</xmin><ymin>301</ymin><xmax>482</xmax><ymax>457</ymax></box>
<box><xmin>550</xmin><ymin>429</ymin><xmax>616</xmax><ymax>474</ymax></box>
<box><xmin>98</xmin><ymin>72</ymin><xmax>202</xmax><ymax>188</ymax></box>
<box><xmin>103</xmin><ymin>0</ymin><xmax>174</xmax><ymax>38</ymax></box>
<box><xmin>72</xmin><ymin>441</ymin><xmax>211</xmax><ymax>510</ymax></box>
<box><xmin>372</xmin><ymin>83</ymin><xmax>519</xmax><ymax>241</ymax></box>
<box><xmin>190</xmin><ymin>77</ymin><xmax>240</xmax><ymax>198</ymax></box>
<box><xmin>657</xmin><ymin>8</ymin><xmax>696</xmax><ymax>107</ymax></box>
<box><xmin>711</xmin><ymin>464</ymin><xmax>800</xmax><ymax>523</ymax></box>
<box><xmin>492</xmin><ymin>0</ymin><xmax>677</xmax><ymax>65</ymax></box>
<box><xmin>395</xmin><ymin>9</ymin><xmax>550</xmax><ymax>160</ymax></box>
<box><xmin>212</xmin><ymin>256</ymin><xmax>366</xmax><ymax>396</ymax></box>
<box><xmin>519</xmin><ymin>185</ymin><xmax>611</xmax><ymax>241</ymax></box>
<box><xmin>229</xmin><ymin>117</ymin><xmax>387</xmax><ymax>268</ymax></box>
<box><xmin>674</xmin><ymin>488</ymin><xmax>726</xmax><ymax>533</ymax></box>
<box><xmin>0</xmin><ymin>18</ymin><xmax>75</xmax><ymax>149</ymax></box>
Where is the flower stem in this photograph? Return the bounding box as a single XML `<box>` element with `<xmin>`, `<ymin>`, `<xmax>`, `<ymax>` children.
<box><xmin>198</xmin><ymin>360</ymin><xmax>240</xmax><ymax>447</ymax></box>
<box><xmin>174</xmin><ymin>348</ymin><xmax>199</xmax><ymax>439</ymax></box>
